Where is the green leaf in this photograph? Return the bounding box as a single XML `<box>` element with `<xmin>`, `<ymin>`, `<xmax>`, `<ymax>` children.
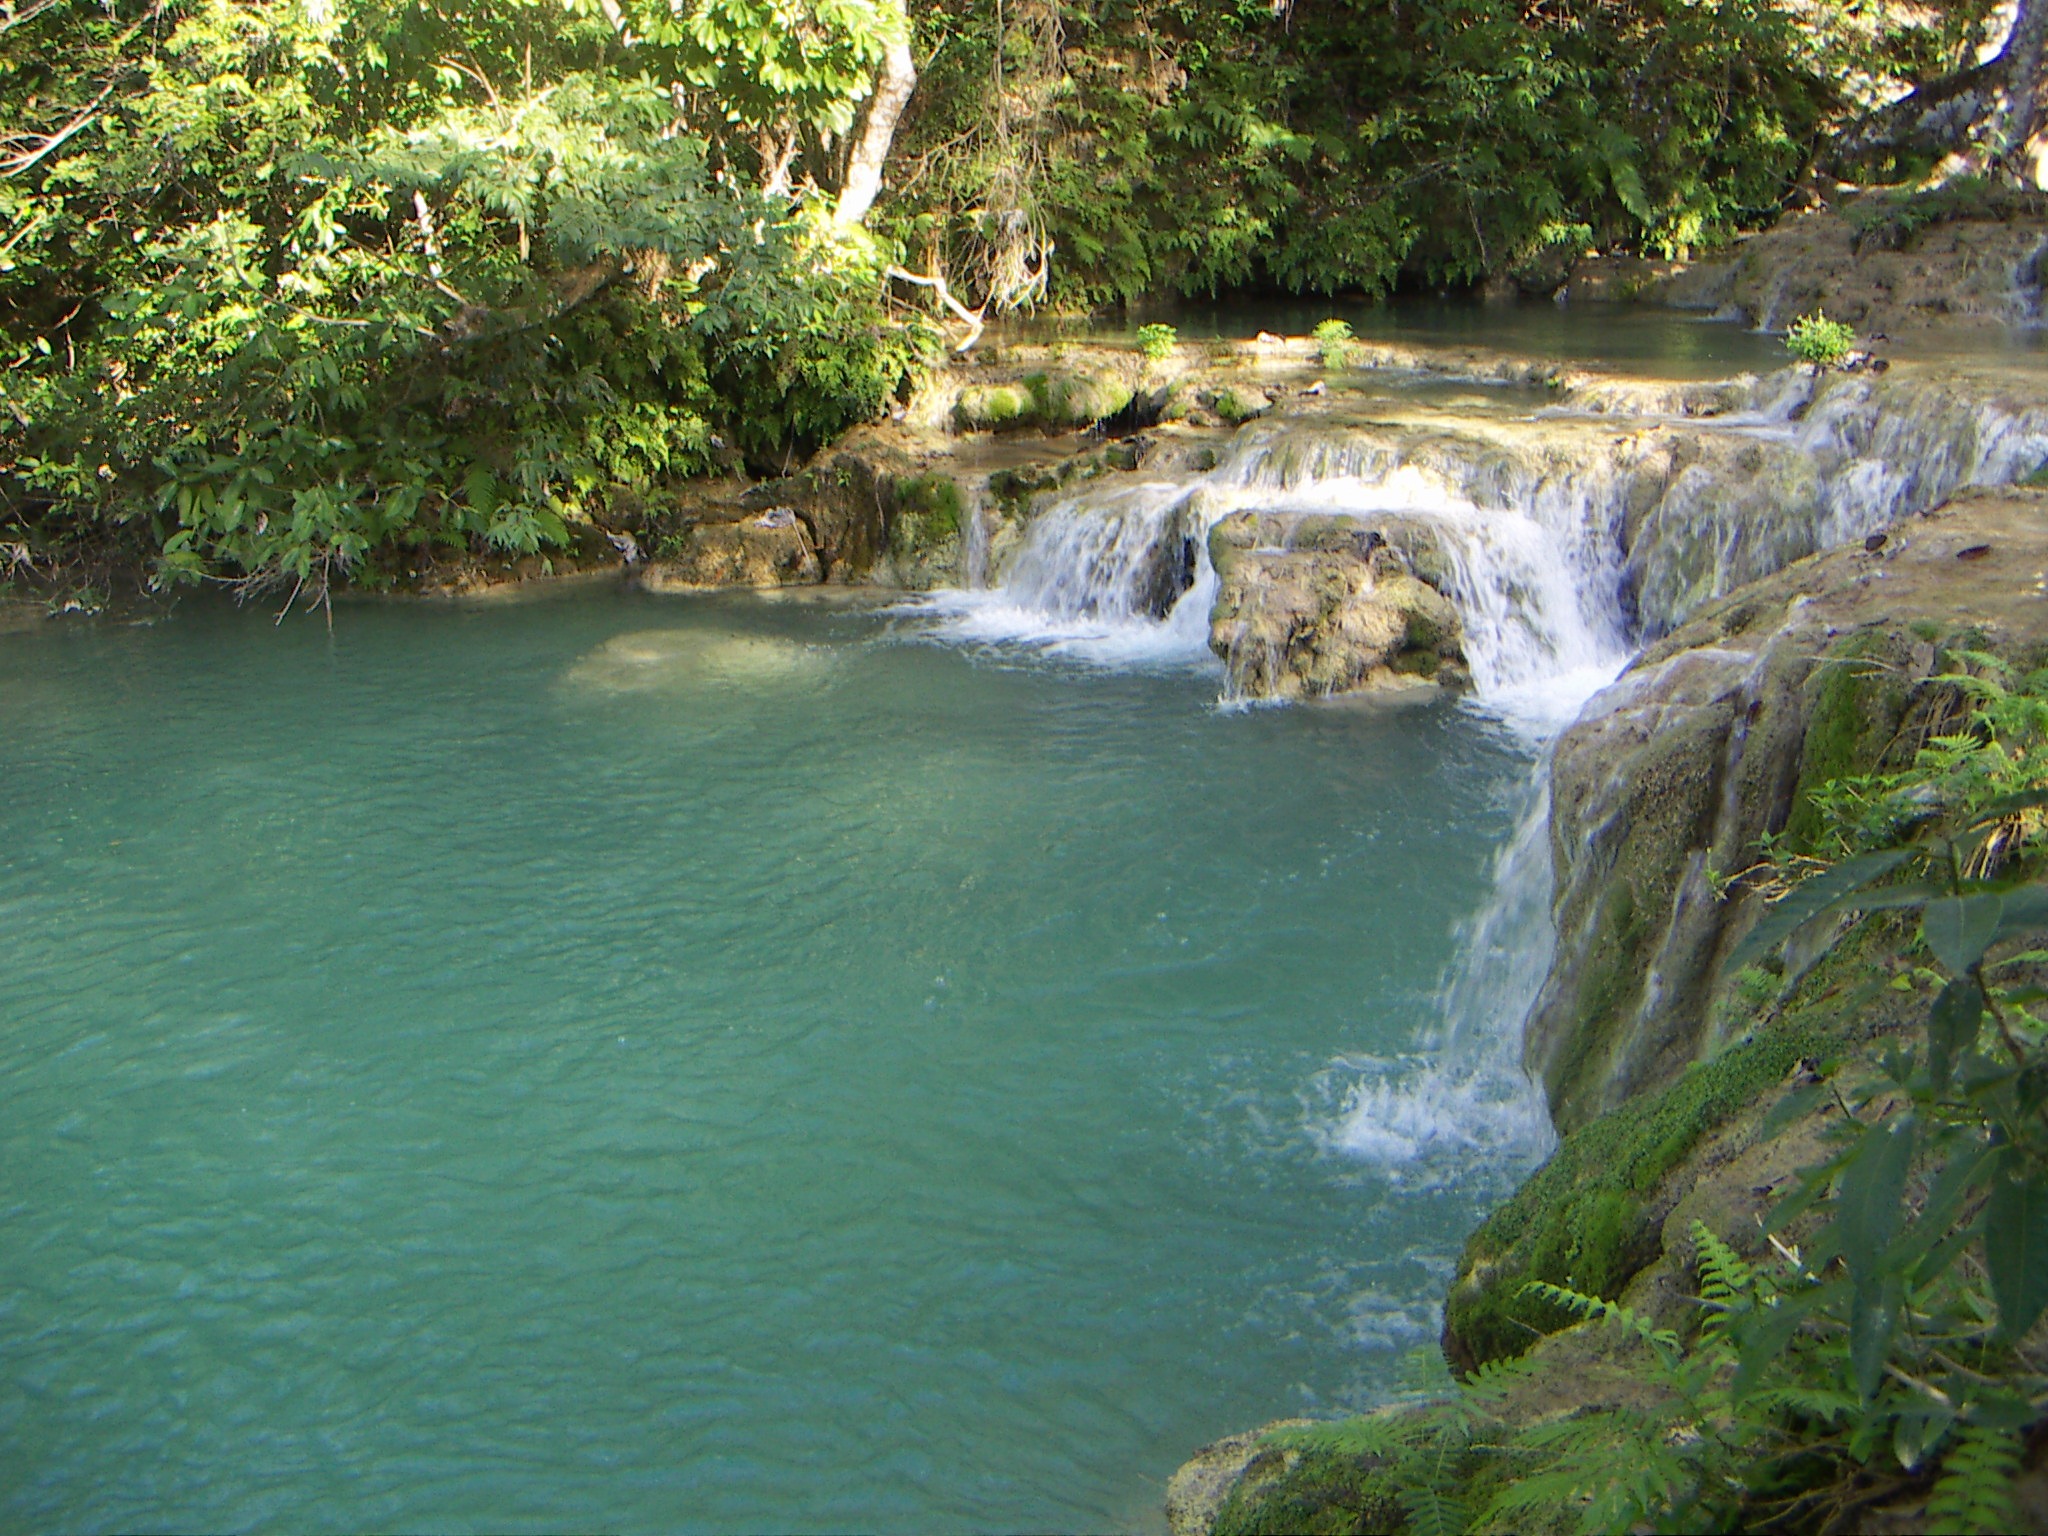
<box><xmin>1888</xmin><ymin>1136</ymin><xmax>1997</xmax><ymax>1281</ymax></box>
<box><xmin>1962</xmin><ymin>787</ymin><xmax>2048</xmax><ymax>827</ymax></box>
<box><xmin>1923</xmin><ymin>894</ymin><xmax>2002</xmax><ymax>976</ymax></box>
<box><xmin>1760</xmin><ymin>1082</ymin><xmax>1828</xmax><ymax>1140</ymax></box>
<box><xmin>1984</xmin><ymin>1163</ymin><xmax>2048</xmax><ymax>1342</ymax></box>
<box><xmin>1990</xmin><ymin>883</ymin><xmax>2048</xmax><ymax>947</ymax></box>
<box><xmin>1727</xmin><ymin>847</ymin><xmax>1916</xmax><ymax>971</ymax></box>
<box><xmin>1927</xmin><ymin>977</ymin><xmax>1983</xmax><ymax>1090</ymax></box>
<box><xmin>1851</xmin><ymin>1269</ymin><xmax>1905</xmax><ymax>1402</ymax></box>
<box><xmin>1732</xmin><ymin>1280</ymin><xmax>1842</xmax><ymax>1402</ymax></box>
<box><xmin>1828</xmin><ymin>1113</ymin><xmax>1917</xmax><ymax>1276</ymax></box>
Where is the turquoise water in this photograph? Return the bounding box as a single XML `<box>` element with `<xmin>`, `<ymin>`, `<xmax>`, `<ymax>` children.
<box><xmin>0</xmin><ymin>590</ymin><xmax>1537</xmax><ymax>1532</ymax></box>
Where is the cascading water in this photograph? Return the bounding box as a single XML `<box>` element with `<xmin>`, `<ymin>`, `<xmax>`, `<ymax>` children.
<box><xmin>920</xmin><ymin>416</ymin><xmax>1637</xmax><ymax>1187</ymax></box>
<box><xmin>921</xmin><ymin>481</ymin><xmax>1219</xmax><ymax>666</ymax></box>
<box><xmin>1319</xmin><ymin>780</ymin><xmax>1559</xmax><ymax>1183</ymax></box>
<box><xmin>918</xmin><ymin>361</ymin><xmax>2048</xmax><ymax>1194</ymax></box>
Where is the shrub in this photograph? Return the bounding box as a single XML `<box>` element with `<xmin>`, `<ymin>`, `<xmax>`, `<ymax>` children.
<box><xmin>1784</xmin><ymin>310</ymin><xmax>1856</xmax><ymax>371</ymax></box>
<box><xmin>1312</xmin><ymin>318</ymin><xmax>1355</xmax><ymax>370</ymax></box>
<box><xmin>1135</xmin><ymin>322</ymin><xmax>1178</xmax><ymax>362</ymax></box>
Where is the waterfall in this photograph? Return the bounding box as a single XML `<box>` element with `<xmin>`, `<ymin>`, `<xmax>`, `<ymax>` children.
<box><xmin>915</xmin><ymin>362</ymin><xmax>2048</xmax><ymax>1188</ymax></box>
<box><xmin>1320</xmin><ymin>778</ymin><xmax>1559</xmax><ymax>1182</ymax></box>
<box><xmin>929</xmin><ymin>422</ymin><xmax>1637</xmax><ymax>731</ymax></box>
<box><xmin>921</xmin><ymin>481</ymin><xmax>1218</xmax><ymax>666</ymax></box>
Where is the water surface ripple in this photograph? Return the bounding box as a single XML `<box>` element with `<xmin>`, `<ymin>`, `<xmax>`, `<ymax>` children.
<box><xmin>0</xmin><ymin>591</ymin><xmax>1538</xmax><ymax>1533</ymax></box>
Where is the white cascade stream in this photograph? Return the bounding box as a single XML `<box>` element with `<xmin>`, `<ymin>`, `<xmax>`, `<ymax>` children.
<box><xmin>919</xmin><ymin>370</ymin><xmax>2048</xmax><ymax>1182</ymax></box>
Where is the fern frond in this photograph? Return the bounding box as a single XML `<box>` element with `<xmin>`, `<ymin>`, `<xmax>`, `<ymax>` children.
<box><xmin>1260</xmin><ymin>1415</ymin><xmax>1401</xmax><ymax>1459</ymax></box>
<box><xmin>1522</xmin><ymin>1280</ymin><xmax>1680</xmax><ymax>1355</ymax></box>
<box><xmin>1691</xmin><ymin>1222</ymin><xmax>1756</xmax><ymax>1339</ymax></box>
<box><xmin>1926</xmin><ymin>1423</ymin><xmax>2020</xmax><ymax>1535</ymax></box>
<box><xmin>1460</xmin><ymin>1351</ymin><xmax>1540</xmax><ymax>1411</ymax></box>
<box><xmin>1745</xmin><ymin>1384</ymin><xmax>1859</xmax><ymax>1424</ymax></box>
<box><xmin>1397</xmin><ymin>1481</ymin><xmax>1468</xmax><ymax>1536</ymax></box>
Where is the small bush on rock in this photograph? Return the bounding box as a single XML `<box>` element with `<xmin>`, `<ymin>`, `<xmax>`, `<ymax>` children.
<box><xmin>1785</xmin><ymin>310</ymin><xmax>1856</xmax><ymax>371</ymax></box>
<box><xmin>1313</xmin><ymin>318</ymin><xmax>1355</xmax><ymax>370</ymax></box>
<box><xmin>1136</xmin><ymin>323</ymin><xmax>1178</xmax><ymax>362</ymax></box>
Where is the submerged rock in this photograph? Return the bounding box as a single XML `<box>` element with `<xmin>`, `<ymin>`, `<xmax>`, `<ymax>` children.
<box><xmin>1206</xmin><ymin>510</ymin><xmax>1469</xmax><ymax>701</ymax></box>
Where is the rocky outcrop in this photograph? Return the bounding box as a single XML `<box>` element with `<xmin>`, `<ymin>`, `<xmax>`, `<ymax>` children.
<box><xmin>633</xmin><ymin>438</ymin><xmax>981</xmax><ymax>591</ymax></box>
<box><xmin>638</xmin><ymin>511</ymin><xmax>823</xmax><ymax>590</ymax></box>
<box><xmin>1206</xmin><ymin>511</ymin><xmax>1469</xmax><ymax>700</ymax></box>
<box><xmin>1529</xmin><ymin>486</ymin><xmax>2048</xmax><ymax>1130</ymax></box>
<box><xmin>1164</xmin><ymin>1421</ymin><xmax>1316</xmax><ymax>1536</ymax></box>
<box><xmin>1568</xmin><ymin>200</ymin><xmax>2048</xmax><ymax>333</ymax></box>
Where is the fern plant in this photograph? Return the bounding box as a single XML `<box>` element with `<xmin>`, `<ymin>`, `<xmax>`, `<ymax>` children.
<box><xmin>1135</xmin><ymin>322</ymin><xmax>1178</xmax><ymax>362</ymax></box>
<box><xmin>1312</xmin><ymin>318</ymin><xmax>1355</xmax><ymax>370</ymax></box>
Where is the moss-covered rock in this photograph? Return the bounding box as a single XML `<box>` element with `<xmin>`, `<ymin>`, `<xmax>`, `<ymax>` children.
<box><xmin>1025</xmin><ymin>369</ymin><xmax>1135</xmax><ymax>427</ymax></box>
<box><xmin>1209</xmin><ymin>1444</ymin><xmax>1405</xmax><ymax>1536</ymax></box>
<box><xmin>1160</xmin><ymin>378</ymin><xmax>1273</xmax><ymax>428</ymax></box>
<box><xmin>1779</xmin><ymin>628</ymin><xmax>1914</xmax><ymax>851</ymax></box>
<box><xmin>640</xmin><ymin>513</ymin><xmax>822</xmax><ymax>589</ymax></box>
<box><xmin>953</xmin><ymin>383</ymin><xmax>1039</xmax><ymax>431</ymax></box>
<box><xmin>1207</xmin><ymin>511</ymin><xmax>1469</xmax><ymax>701</ymax></box>
<box><xmin>882</xmin><ymin>471</ymin><xmax>967</xmax><ymax>590</ymax></box>
<box><xmin>986</xmin><ymin>463</ymin><xmax>1061</xmax><ymax>510</ymax></box>
<box><xmin>1570</xmin><ymin>197</ymin><xmax>2048</xmax><ymax>333</ymax></box>
<box><xmin>1529</xmin><ymin>491</ymin><xmax>2048</xmax><ymax>1131</ymax></box>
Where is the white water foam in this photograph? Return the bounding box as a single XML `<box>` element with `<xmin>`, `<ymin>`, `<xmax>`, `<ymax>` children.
<box><xmin>1319</xmin><ymin>779</ymin><xmax>1559</xmax><ymax>1183</ymax></box>
<box><xmin>918</xmin><ymin>480</ymin><xmax>1220</xmax><ymax>669</ymax></box>
<box><xmin>910</xmin><ymin>361</ymin><xmax>2048</xmax><ymax>1188</ymax></box>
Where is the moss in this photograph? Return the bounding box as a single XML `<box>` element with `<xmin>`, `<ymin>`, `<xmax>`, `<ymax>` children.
<box><xmin>891</xmin><ymin>473</ymin><xmax>962</xmax><ymax>538</ymax></box>
<box><xmin>1782</xmin><ymin>629</ymin><xmax>1912</xmax><ymax>852</ymax></box>
<box><xmin>987</xmin><ymin>464</ymin><xmax>1060</xmax><ymax>510</ymax></box>
<box><xmin>953</xmin><ymin>383</ymin><xmax>1038</xmax><ymax>431</ymax></box>
<box><xmin>1211</xmin><ymin>1446</ymin><xmax>1407</xmax><ymax>1536</ymax></box>
<box><xmin>1024</xmin><ymin>370</ymin><xmax>1134</xmax><ymax>427</ymax></box>
<box><xmin>886</xmin><ymin>473</ymin><xmax>964</xmax><ymax>565</ymax></box>
<box><xmin>1211</xmin><ymin>387</ymin><xmax>1265</xmax><ymax>424</ymax></box>
<box><xmin>1443</xmin><ymin>927</ymin><xmax>1894</xmax><ymax>1370</ymax></box>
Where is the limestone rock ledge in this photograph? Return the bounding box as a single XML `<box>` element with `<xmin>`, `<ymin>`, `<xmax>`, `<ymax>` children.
<box><xmin>1168</xmin><ymin>486</ymin><xmax>2048</xmax><ymax>1535</ymax></box>
<box><xmin>1533</xmin><ymin>485</ymin><xmax>2048</xmax><ymax>1131</ymax></box>
<box><xmin>1206</xmin><ymin>511</ymin><xmax>1470</xmax><ymax>701</ymax></box>
<box><xmin>1565</xmin><ymin>199</ymin><xmax>2048</xmax><ymax>333</ymax></box>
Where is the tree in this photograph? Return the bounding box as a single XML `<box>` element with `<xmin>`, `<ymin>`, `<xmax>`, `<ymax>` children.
<box><xmin>834</xmin><ymin>0</ymin><xmax>913</xmax><ymax>226</ymax></box>
<box><xmin>1826</xmin><ymin>0</ymin><xmax>2048</xmax><ymax>185</ymax></box>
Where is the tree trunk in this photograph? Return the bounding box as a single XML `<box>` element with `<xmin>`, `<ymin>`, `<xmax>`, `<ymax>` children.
<box><xmin>1994</xmin><ymin>0</ymin><xmax>2048</xmax><ymax>178</ymax></box>
<box><xmin>1825</xmin><ymin>0</ymin><xmax>2048</xmax><ymax>185</ymax></box>
<box><xmin>833</xmin><ymin>0</ymin><xmax>915</xmax><ymax>227</ymax></box>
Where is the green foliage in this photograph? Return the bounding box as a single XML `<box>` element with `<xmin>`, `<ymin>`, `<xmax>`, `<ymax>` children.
<box><xmin>1781</xmin><ymin>630</ymin><xmax>1915</xmax><ymax>851</ymax></box>
<box><xmin>885</xmin><ymin>0</ymin><xmax>1963</xmax><ymax>309</ymax></box>
<box><xmin>1135</xmin><ymin>322</ymin><xmax>1177</xmax><ymax>362</ymax></box>
<box><xmin>1845</xmin><ymin>178</ymin><xmax>2046</xmax><ymax>253</ymax></box>
<box><xmin>1785</xmin><ymin>309</ymin><xmax>1858</xmax><ymax>370</ymax></box>
<box><xmin>1445</xmin><ymin>977</ymin><xmax>1860</xmax><ymax>1370</ymax></box>
<box><xmin>1927</xmin><ymin>1424</ymin><xmax>2023</xmax><ymax>1535</ymax></box>
<box><xmin>0</xmin><ymin>0</ymin><xmax>927</xmax><ymax>599</ymax></box>
<box><xmin>1312</xmin><ymin>318</ymin><xmax>1354</xmax><ymax>371</ymax></box>
<box><xmin>1292</xmin><ymin>1188</ymin><xmax>2035</xmax><ymax>1534</ymax></box>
